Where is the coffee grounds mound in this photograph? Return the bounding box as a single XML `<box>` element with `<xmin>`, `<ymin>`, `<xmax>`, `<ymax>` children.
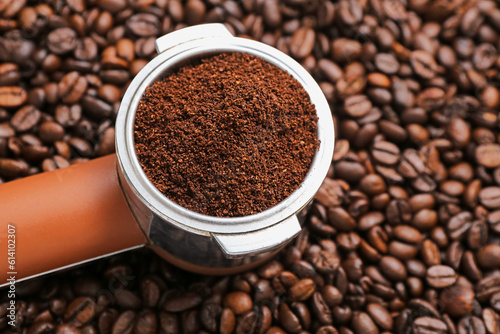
<box><xmin>134</xmin><ymin>52</ymin><xmax>318</xmax><ymax>217</ymax></box>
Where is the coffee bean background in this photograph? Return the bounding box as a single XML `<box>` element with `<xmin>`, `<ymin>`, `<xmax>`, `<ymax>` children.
<box><xmin>1</xmin><ymin>0</ymin><xmax>500</xmax><ymax>333</ymax></box>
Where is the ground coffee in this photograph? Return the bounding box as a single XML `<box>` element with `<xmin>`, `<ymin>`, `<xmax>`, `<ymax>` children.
<box><xmin>134</xmin><ymin>52</ymin><xmax>318</xmax><ymax>217</ymax></box>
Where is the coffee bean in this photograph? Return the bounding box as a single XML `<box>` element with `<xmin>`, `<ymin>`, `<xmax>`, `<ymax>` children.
<box><xmin>97</xmin><ymin>0</ymin><xmax>126</xmax><ymax>12</ymax></box>
<box><xmin>371</xmin><ymin>141</ymin><xmax>400</xmax><ymax>165</ymax></box>
<box><xmin>114</xmin><ymin>289</ymin><xmax>141</xmax><ymax>310</ymax></box>
<box><xmin>288</xmin><ymin>278</ymin><xmax>315</xmax><ymax>302</ymax></box>
<box><xmin>42</xmin><ymin>155</ymin><xmax>70</xmax><ymax>172</ymax></box>
<box><xmin>473</xmin><ymin>43</ymin><xmax>497</xmax><ymax>70</ymax></box>
<box><xmin>112</xmin><ymin>310</ymin><xmax>135</xmax><ymax>334</ymax></box>
<box><xmin>64</xmin><ymin>297</ymin><xmax>95</xmax><ymax>327</ymax></box>
<box><xmin>482</xmin><ymin>308</ymin><xmax>499</xmax><ymax>334</ymax></box>
<box><xmin>458</xmin><ymin>316</ymin><xmax>486</xmax><ymax>334</ymax></box>
<box><xmin>133</xmin><ymin>310</ymin><xmax>156</xmax><ymax>334</ymax></box>
<box><xmin>467</xmin><ymin>220</ymin><xmax>488</xmax><ymax>250</ymax></box>
<box><xmin>359</xmin><ymin>174</ymin><xmax>386</xmax><ymax>196</ymax></box>
<box><xmin>351</xmin><ymin>311</ymin><xmax>378</xmax><ymax>334</ymax></box>
<box><xmin>311</xmin><ymin>292</ymin><xmax>332</xmax><ymax>325</ymax></box>
<box><xmin>81</xmin><ymin>95</ymin><xmax>113</xmax><ymax>120</ymax></box>
<box><xmin>47</xmin><ymin>28</ymin><xmax>78</xmax><ymax>55</ymax></box>
<box><xmin>58</xmin><ymin>72</ymin><xmax>88</xmax><ymax>104</ymax></box>
<box><xmin>0</xmin><ymin>158</ymin><xmax>28</xmax><ymax>177</ymax></box>
<box><xmin>163</xmin><ymin>293</ymin><xmax>202</xmax><ymax>313</ymax></box>
<box><xmin>476</xmin><ymin>144</ymin><xmax>500</xmax><ymax>168</ymax></box>
<box><xmin>478</xmin><ymin>187</ymin><xmax>500</xmax><ymax>209</ymax></box>
<box><xmin>487</xmin><ymin>210</ymin><xmax>500</xmax><ymax>234</ymax></box>
<box><xmin>39</xmin><ymin>121</ymin><xmax>64</xmax><ymax>143</ymax></box>
<box><xmin>22</xmin><ymin>145</ymin><xmax>50</xmax><ymax>162</ymax></box>
<box><xmin>413</xmin><ymin>209</ymin><xmax>438</xmax><ymax>230</ymax></box>
<box><xmin>312</xmin><ymin>250</ymin><xmax>340</xmax><ymax>274</ymax></box>
<box><xmin>366</xmin><ymin>304</ymin><xmax>391</xmax><ymax>331</ymax></box>
<box><xmin>327</xmin><ymin>207</ymin><xmax>357</xmax><ymax>232</ymax></box>
<box><xmin>331</xmin><ymin>38</ymin><xmax>362</xmax><ymax>64</ymax></box>
<box><xmin>412</xmin><ymin>317</ymin><xmax>447</xmax><ymax>334</ymax></box>
<box><xmin>0</xmin><ymin>62</ymin><xmax>20</xmax><ymax>86</ymax></box>
<box><xmin>126</xmin><ymin>13</ymin><xmax>160</xmax><ymax>37</ymax></box>
<box><xmin>379</xmin><ymin>256</ymin><xmax>407</xmax><ymax>281</ymax></box>
<box><xmin>426</xmin><ymin>265</ymin><xmax>457</xmax><ymax>288</ymax></box>
<box><xmin>0</xmin><ymin>86</ymin><xmax>27</xmax><ymax>108</ymax></box>
<box><xmin>447</xmin><ymin>117</ymin><xmax>470</xmax><ymax>149</ymax></box>
<box><xmin>410</xmin><ymin>50</ymin><xmax>438</xmax><ymax>79</ymax></box>
<box><xmin>68</xmin><ymin>137</ymin><xmax>92</xmax><ymax>157</ymax></box>
<box><xmin>421</xmin><ymin>239</ymin><xmax>441</xmax><ymax>266</ymax></box>
<box><xmin>476</xmin><ymin>244</ymin><xmax>500</xmax><ymax>270</ymax></box>
<box><xmin>55</xmin><ymin>104</ymin><xmax>81</xmax><ymax>127</ymax></box>
<box><xmin>374</xmin><ymin>53</ymin><xmax>399</xmax><ymax>74</ymax></box>
<box><xmin>290</xmin><ymin>27</ymin><xmax>315</xmax><ymax>59</ymax></box>
<box><xmin>393</xmin><ymin>225</ymin><xmax>422</xmax><ymax>244</ymax></box>
<box><xmin>440</xmin><ymin>282</ymin><xmax>475</xmax><ymax>317</ymax></box>
<box><xmin>222</xmin><ymin>292</ymin><xmax>252</xmax><ymax>315</ymax></box>
<box><xmin>10</xmin><ymin>105</ymin><xmax>40</xmax><ymax>132</ymax></box>
<box><xmin>344</xmin><ymin>95</ymin><xmax>372</xmax><ymax>118</ymax></box>
<box><xmin>318</xmin><ymin>59</ymin><xmax>343</xmax><ymax>83</ymax></box>
<box><xmin>219</xmin><ymin>308</ymin><xmax>235</xmax><ymax>334</ymax></box>
<box><xmin>0</xmin><ymin>122</ymin><xmax>15</xmax><ymax>138</ymax></box>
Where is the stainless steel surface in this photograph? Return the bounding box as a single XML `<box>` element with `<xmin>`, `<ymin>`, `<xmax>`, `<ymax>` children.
<box><xmin>115</xmin><ymin>24</ymin><xmax>335</xmax><ymax>271</ymax></box>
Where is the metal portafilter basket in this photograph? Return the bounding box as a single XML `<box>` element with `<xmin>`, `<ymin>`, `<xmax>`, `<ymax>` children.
<box><xmin>0</xmin><ymin>24</ymin><xmax>334</xmax><ymax>286</ymax></box>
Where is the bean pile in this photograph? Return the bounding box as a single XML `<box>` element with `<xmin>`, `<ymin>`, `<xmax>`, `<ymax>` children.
<box><xmin>1</xmin><ymin>0</ymin><xmax>500</xmax><ymax>333</ymax></box>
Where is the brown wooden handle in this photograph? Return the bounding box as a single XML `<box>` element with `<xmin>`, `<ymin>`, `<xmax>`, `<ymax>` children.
<box><xmin>0</xmin><ymin>154</ymin><xmax>147</xmax><ymax>285</ymax></box>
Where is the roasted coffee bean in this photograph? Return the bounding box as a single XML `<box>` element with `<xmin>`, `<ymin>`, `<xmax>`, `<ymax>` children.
<box><xmin>163</xmin><ymin>292</ymin><xmax>202</xmax><ymax>313</ymax></box>
<box><xmin>328</xmin><ymin>207</ymin><xmax>357</xmax><ymax>232</ymax></box>
<box><xmin>476</xmin><ymin>245</ymin><xmax>500</xmax><ymax>269</ymax></box>
<box><xmin>288</xmin><ymin>278</ymin><xmax>315</xmax><ymax>302</ymax></box>
<box><xmin>10</xmin><ymin>105</ymin><xmax>40</xmax><ymax>132</ymax></box>
<box><xmin>55</xmin><ymin>104</ymin><xmax>82</xmax><ymax>127</ymax></box>
<box><xmin>64</xmin><ymin>297</ymin><xmax>95</xmax><ymax>327</ymax></box>
<box><xmin>478</xmin><ymin>187</ymin><xmax>500</xmax><ymax>209</ymax></box>
<box><xmin>112</xmin><ymin>310</ymin><xmax>135</xmax><ymax>334</ymax></box>
<box><xmin>344</xmin><ymin>95</ymin><xmax>372</xmax><ymax>118</ymax></box>
<box><xmin>371</xmin><ymin>141</ymin><xmax>400</xmax><ymax>165</ymax></box>
<box><xmin>482</xmin><ymin>308</ymin><xmax>499</xmax><ymax>334</ymax></box>
<box><xmin>222</xmin><ymin>291</ymin><xmax>252</xmax><ymax>315</ymax></box>
<box><xmin>276</xmin><ymin>303</ymin><xmax>300</xmax><ymax>333</ymax></box>
<box><xmin>0</xmin><ymin>63</ymin><xmax>20</xmax><ymax>86</ymax></box>
<box><xmin>487</xmin><ymin>210</ymin><xmax>500</xmax><ymax>233</ymax></box>
<box><xmin>410</xmin><ymin>50</ymin><xmax>438</xmax><ymax>79</ymax></box>
<box><xmin>458</xmin><ymin>316</ymin><xmax>486</xmax><ymax>334</ymax></box>
<box><xmin>0</xmin><ymin>86</ymin><xmax>27</xmax><ymax>108</ymax></box>
<box><xmin>47</xmin><ymin>28</ymin><xmax>78</xmax><ymax>55</ymax></box>
<box><xmin>351</xmin><ymin>311</ymin><xmax>378</xmax><ymax>334</ymax></box>
<box><xmin>422</xmin><ymin>240</ymin><xmax>441</xmax><ymax>266</ymax></box>
<box><xmin>290</xmin><ymin>27</ymin><xmax>315</xmax><ymax>59</ymax></box>
<box><xmin>380</xmin><ymin>256</ymin><xmax>407</xmax><ymax>281</ymax></box>
<box><xmin>126</xmin><ymin>13</ymin><xmax>160</xmax><ymax>37</ymax></box>
<box><xmin>81</xmin><ymin>95</ymin><xmax>113</xmax><ymax>120</ymax></box>
<box><xmin>440</xmin><ymin>282</ymin><xmax>475</xmax><ymax>317</ymax></box>
<box><xmin>366</xmin><ymin>303</ymin><xmax>392</xmax><ymax>331</ymax></box>
<box><xmin>426</xmin><ymin>265</ymin><xmax>457</xmax><ymax>288</ymax></box>
<box><xmin>133</xmin><ymin>310</ymin><xmax>156</xmax><ymax>334</ymax></box>
<box><xmin>0</xmin><ymin>158</ymin><xmax>29</xmax><ymax>177</ymax></box>
<box><xmin>475</xmin><ymin>144</ymin><xmax>500</xmax><ymax>168</ymax></box>
<box><xmin>412</xmin><ymin>317</ymin><xmax>447</xmax><ymax>334</ymax></box>
<box><xmin>374</xmin><ymin>53</ymin><xmax>399</xmax><ymax>75</ymax></box>
<box><xmin>58</xmin><ymin>72</ymin><xmax>88</xmax><ymax>104</ymax></box>
<box><xmin>393</xmin><ymin>225</ymin><xmax>422</xmax><ymax>244</ymax></box>
<box><xmin>39</xmin><ymin>122</ymin><xmax>64</xmax><ymax>143</ymax></box>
